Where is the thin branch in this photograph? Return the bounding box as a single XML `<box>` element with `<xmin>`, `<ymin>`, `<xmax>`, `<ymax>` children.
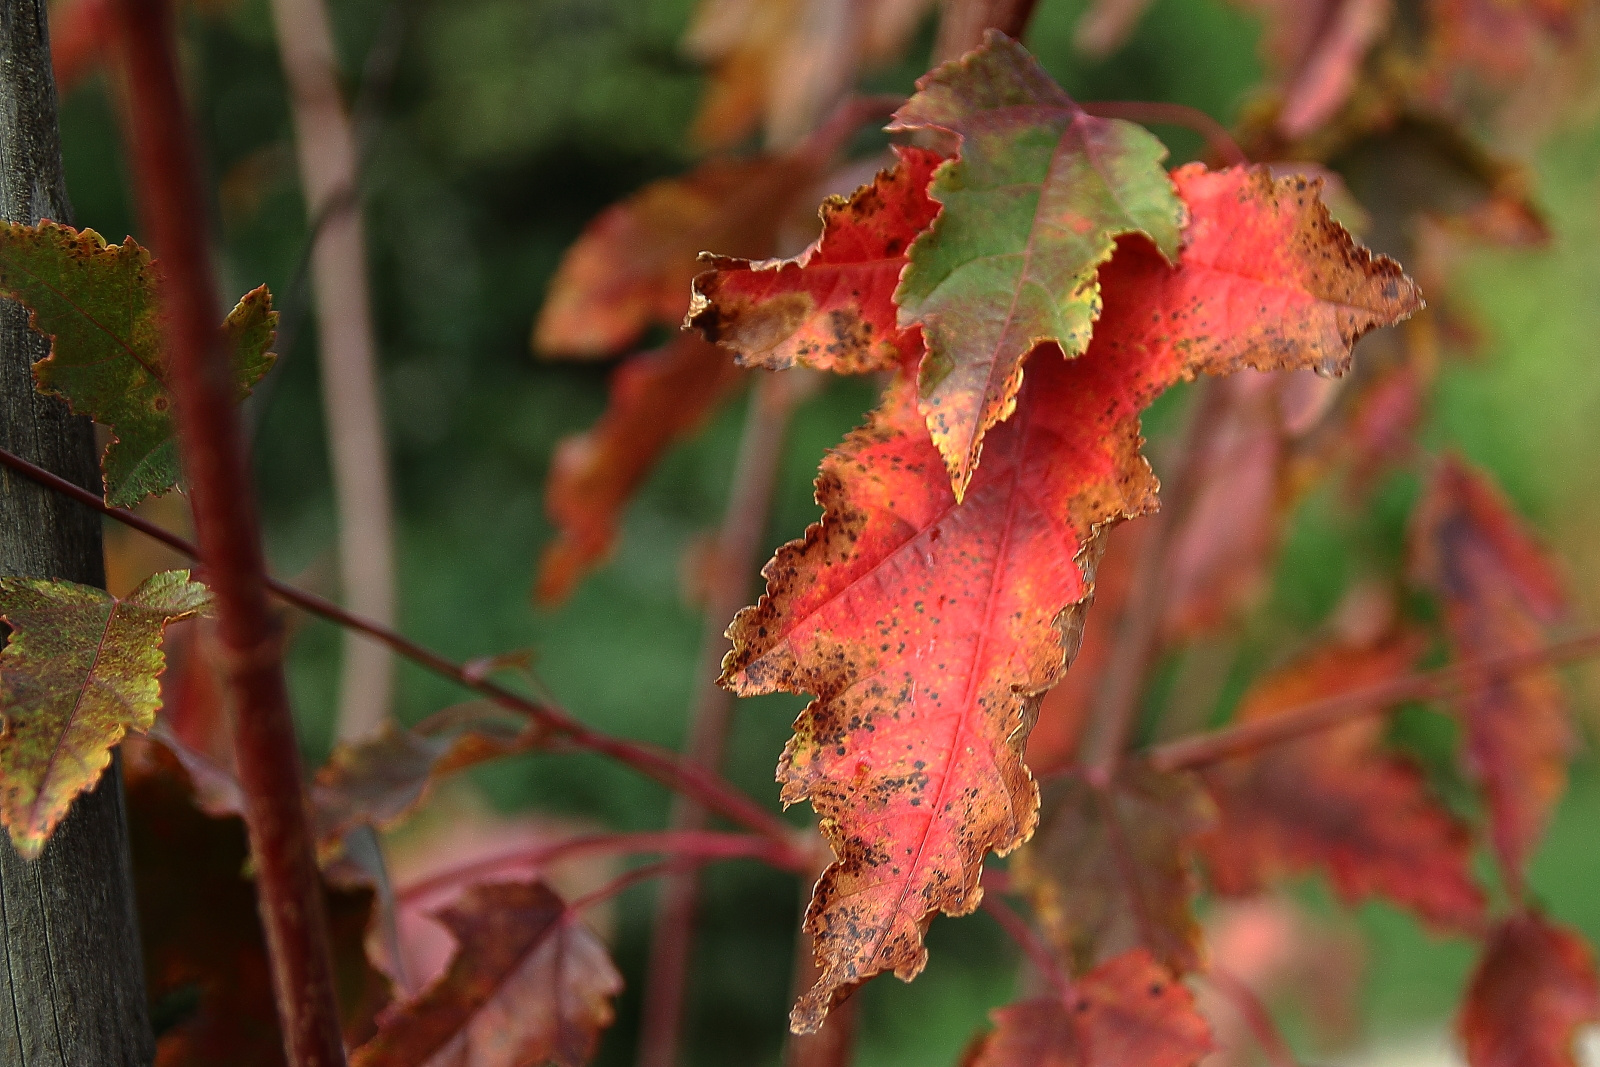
<box><xmin>1082</xmin><ymin>101</ymin><xmax>1250</xmax><ymax>167</ymax></box>
<box><xmin>980</xmin><ymin>895</ymin><xmax>1070</xmax><ymax>1000</ymax></box>
<box><xmin>270</xmin><ymin>0</ymin><xmax>398</xmax><ymax>743</ymax></box>
<box><xmin>570</xmin><ymin>860</ymin><xmax>675</xmax><ymax>914</ymax></box>
<box><xmin>1147</xmin><ymin>627</ymin><xmax>1600</xmax><ymax>772</ymax></box>
<box><xmin>638</xmin><ymin>371</ymin><xmax>802</xmax><ymax>1067</ymax></box>
<box><xmin>0</xmin><ymin>443</ymin><xmax>803</xmax><ymax>852</ymax></box>
<box><xmin>1081</xmin><ymin>379</ymin><xmax>1229</xmax><ymax>788</ymax></box>
<box><xmin>1205</xmin><ymin>967</ymin><xmax>1301</xmax><ymax>1067</ymax></box>
<box><xmin>107</xmin><ymin>0</ymin><xmax>345</xmax><ymax>1062</ymax></box>
<box><xmin>395</xmin><ymin>830</ymin><xmax>806</xmax><ymax>907</ymax></box>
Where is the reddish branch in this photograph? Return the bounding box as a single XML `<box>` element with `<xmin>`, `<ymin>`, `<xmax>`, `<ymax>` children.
<box><xmin>982</xmin><ymin>895</ymin><xmax>1071</xmax><ymax>999</ymax></box>
<box><xmin>0</xmin><ymin>443</ymin><xmax>802</xmax><ymax>851</ymax></box>
<box><xmin>107</xmin><ymin>0</ymin><xmax>345</xmax><ymax>1063</ymax></box>
<box><xmin>1205</xmin><ymin>968</ymin><xmax>1301</xmax><ymax>1067</ymax></box>
<box><xmin>1083</xmin><ymin>102</ymin><xmax>1250</xmax><ymax>167</ymax></box>
<box><xmin>639</xmin><ymin>372</ymin><xmax>803</xmax><ymax>1067</ymax></box>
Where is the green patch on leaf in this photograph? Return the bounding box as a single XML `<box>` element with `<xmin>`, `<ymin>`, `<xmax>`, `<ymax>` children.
<box><xmin>0</xmin><ymin>570</ymin><xmax>210</xmax><ymax>858</ymax></box>
<box><xmin>0</xmin><ymin>221</ymin><xmax>277</xmax><ymax>506</ymax></box>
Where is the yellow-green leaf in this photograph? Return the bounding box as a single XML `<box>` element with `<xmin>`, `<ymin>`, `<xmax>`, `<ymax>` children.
<box><xmin>0</xmin><ymin>221</ymin><xmax>277</xmax><ymax>506</ymax></box>
<box><xmin>0</xmin><ymin>570</ymin><xmax>210</xmax><ymax>857</ymax></box>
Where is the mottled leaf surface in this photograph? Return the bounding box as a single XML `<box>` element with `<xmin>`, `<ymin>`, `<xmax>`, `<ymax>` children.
<box><xmin>889</xmin><ymin>32</ymin><xmax>1185</xmax><ymax>497</ymax></box>
<box><xmin>0</xmin><ymin>221</ymin><xmax>275</xmax><ymax>504</ymax></box>
<box><xmin>1015</xmin><ymin>768</ymin><xmax>1212</xmax><ymax>975</ymax></box>
<box><xmin>1412</xmin><ymin>455</ymin><xmax>1570</xmax><ymax>885</ymax></box>
<box><xmin>1198</xmin><ymin>634</ymin><xmax>1485</xmax><ymax>931</ymax></box>
<box><xmin>0</xmin><ymin>570</ymin><xmax>209</xmax><ymax>857</ymax></box>
<box><xmin>726</xmin><ymin>162</ymin><xmax>1415</xmax><ymax>1032</ymax></box>
<box><xmin>689</xmin><ymin>145</ymin><xmax>942</xmax><ymax>374</ymax></box>
<box><xmin>1458</xmin><ymin>913</ymin><xmax>1600</xmax><ymax>1067</ymax></box>
<box><xmin>351</xmin><ymin>881</ymin><xmax>621</xmax><ymax>1067</ymax></box>
<box><xmin>960</xmin><ymin>950</ymin><xmax>1212</xmax><ymax>1067</ymax></box>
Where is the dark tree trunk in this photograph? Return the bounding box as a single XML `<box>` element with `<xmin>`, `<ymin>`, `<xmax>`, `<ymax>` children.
<box><xmin>0</xmin><ymin>2</ymin><xmax>156</xmax><ymax>1063</ymax></box>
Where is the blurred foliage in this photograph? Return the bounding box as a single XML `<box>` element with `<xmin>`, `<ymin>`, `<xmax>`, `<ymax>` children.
<box><xmin>53</xmin><ymin>0</ymin><xmax>1600</xmax><ymax>1061</ymax></box>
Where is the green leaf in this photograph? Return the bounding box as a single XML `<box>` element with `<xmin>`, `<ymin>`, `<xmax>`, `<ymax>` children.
<box><xmin>890</xmin><ymin>32</ymin><xmax>1185</xmax><ymax>498</ymax></box>
<box><xmin>0</xmin><ymin>221</ymin><xmax>278</xmax><ymax>506</ymax></box>
<box><xmin>0</xmin><ymin>570</ymin><xmax>210</xmax><ymax>858</ymax></box>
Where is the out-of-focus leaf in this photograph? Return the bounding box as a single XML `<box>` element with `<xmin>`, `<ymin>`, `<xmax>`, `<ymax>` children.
<box><xmin>689</xmin><ymin>145</ymin><xmax>943</xmax><ymax>374</ymax></box>
<box><xmin>1411</xmin><ymin>454</ymin><xmax>1571</xmax><ymax>886</ymax></box>
<box><xmin>889</xmin><ymin>32</ymin><xmax>1185</xmax><ymax>498</ymax></box>
<box><xmin>725</xmin><ymin>162</ymin><xmax>1416</xmax><ymax>1032</ymax></box>
<box><xmin>535</xmin><ymin>333</ymin><xmax>744</xmax><ymax>604</ymax></box>
<box><xmin>350</xmin><ymin>880</ymin><xmax>621</xmax><ymax>1067</ymax></box>
<box><xmin>960</xmin><ymin>950</ymin><xmax>1213</xmax><ymax>1067</ymax></box>
<box><xmin>1015</xmin><ymin>768</ymin><xmax>1212</xmax><ymax>976</ymax></box>
<box><xmin>1198</xmin><ymin>633</ymin><xmax>1486</xmax><ymax>931</ymax></box>
<box><xmin>1278</xmin><ymin>0</ymin><xmax>1391</xmax><ymax>139</ymax></box>
<box><xmin>0</xmin><ymin>221</ymin><xmax>275</xmax><ymax>505</ymax></box>
<box><xmin>1458</xmin><ymin>913</ymin><xmax>1600</xmax><ymax>1067</ymax></box>
<box><xmin>0</xmin><ymin>570</ymin><xmax>209</xmax><ymax>857</ymax></box>
<box><xmin>534</xmin><ymin>155</ymin><xmax>821</xmax><ymax>357</ymax></box>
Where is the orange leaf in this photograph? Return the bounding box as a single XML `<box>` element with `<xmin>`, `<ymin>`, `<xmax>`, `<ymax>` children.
<box><xmin>1197</xmin><ymin>633</ymin><xmax>1486</xmax><ymax>931</ymax></box>
<box><xmin>726</xmin><ymin>164</ymin><xmax>1418</xmax><ymax>1031</ymax></box>
<box><xmin>350</xmin><ymin>881</ymin><xmax>621</xmax><ymax>1067</ymax></box>
<box><xmin>1411</xmin><ymin>454</ymin><xmax>1571</xmax><ymax>885</ymax></box>
<box><xmin>961</xmin><ymin>950</ymin><xmax>1213</xmax><ymax>1067</ymax></box>
<box><xmin>1015</xmin><ymin>768</ymin><xmax>1213</xmax><ymax>975</ymax></box>
<box><xmin>1459</xmin><ymin>913</ymin><xmax>1600</xmax><ymax>1067</ymax></box>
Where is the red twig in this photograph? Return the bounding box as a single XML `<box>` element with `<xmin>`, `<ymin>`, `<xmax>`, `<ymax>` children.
<box><xmin>570</xmin><ymin>860</ymin><xmax>676</xmax><ymax>914</ymax></box>
<box><xmin>981</xmin><ymin>895</ymin><xmax>1070</xmax><ymax>999</ymax></box>
<box><xmin>638</xmin><ymin>372</ymin><xmax>801</xmax><ymax>1067</ymax></box>
<box><xmin>1205</xmin><ymin>968</ymin><xmax>1301</xmax><ymax>1067</ymax></box>
<box><xmin>1082</xmin><ymin>101</ymin><xmax>1250</xmax><ymax>167</ymax></box>
<box><xmin>0</xmin><ymin>443</ymin><xmax>801</xmax><ymax>850</ymax></box>
<box><xmin>395</xmin><ymin>830</ymin><xmax>806</xmax><ymax>907</ymax></box>
<box><xmin>1148</xmin><ymin>627</ymin><xmax>1600</xmax><ymax>771</ymax></box>
<box><xmin>107</xmin><ymin>1</ymin><xmax>344</xmax><ymax>1063</ymax></box>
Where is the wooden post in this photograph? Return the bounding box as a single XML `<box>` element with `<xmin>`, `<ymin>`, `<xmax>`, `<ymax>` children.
<box><xmin>0</xmin><ymin>1</ymin><xmax>156</xmax><ymax>1064</ymax></box>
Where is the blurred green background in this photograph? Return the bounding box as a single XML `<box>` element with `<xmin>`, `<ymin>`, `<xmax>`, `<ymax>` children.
<box><xmin>58</xmin><ymin>0</ymin><xmax>1600</xmax><ymax>1062</ymax></box>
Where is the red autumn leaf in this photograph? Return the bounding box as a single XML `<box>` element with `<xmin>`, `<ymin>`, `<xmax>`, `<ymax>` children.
<box><xmin>1197</xmin><ymin>632</ymin><xmax>1486</xmax><ymax>931</ymax></box>
<box><xmin>688</xmin><ymin>144</ymin><xmax>943</xmax><ymax>375</ymax></box>
<box><xmin>534</xmin><ymin>154</ymin><xmax>821</xmax><ymax>357</ymax></box>
<box><xmin>1459</xmin><ymin>913</ymin><xmax>1600</xmax><ymax>1067</ymax></box>
<box><xmin>124</xmin><ymin>738</ymin><xmax>388</xmax><ymax>1066</ymax></box>
<box><xmin>960</xmin><ymin>950</ymin><xmax>1213</xmax><ymax>1067</ymax></box>
<box><xmin>350</xmin><ymin>880</ymin><xmax>621</xmax><ymax>1067</ymax></box>
<box><xmin>536</xmin><ymin>332</ymin><xmax>745</xmax><ymax>604</ymax></box>
<box><xmin>1411</xmin><ymin>454</ymin><xmax>1571</xmax><ymax>886</ymax></box>
<box><xmin>1276</xmin><ymin>0</ymin><xmax>1391</xmax><ymax>138</ymax></box>
<box><xmin>725</xmin><ymin>163</ymin><xmax>1418</xmax><ymax>1031</ymax></box>
<box><xmin>1015</xmin><ymin>768</ymin><xmax>1213</xmax><ymax>975</ymax></box>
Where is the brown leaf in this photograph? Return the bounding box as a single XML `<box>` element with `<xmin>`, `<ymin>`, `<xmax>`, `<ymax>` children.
<box><xmin>1198</xmin><ymin>632</ymin><xmax>1486</xmax><ymax>931</ymax></box>
<box><xmin>962</xmin><ymin>950</ymin><xmax>1213</xmax><ymax>1067</ymax></box>
<box><xmin>1459</xmin><ymin>913</ymin><xmax>1600</xmax><ymax>1067</ymax></box>
<box><xmin>1015</xmin><ymin>768</ymin><xmax>1213</xmax><ymax>976</ymax></box>
<box><xmin>1411</xmin><ymin>454</ymin><xmax>1571</xmax><ymax>885</ymax></box>
<box><xmin>535</xmin><ymin>332</ymin><xmax>745</xmax><ymax>604</ymax></box>
<box><xmin>350</xmin><ymin>881</ymin><xmax>621</xmax><ymax>1067</ymax></box>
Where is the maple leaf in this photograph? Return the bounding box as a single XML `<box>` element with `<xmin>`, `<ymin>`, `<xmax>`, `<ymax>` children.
<box><xmin>311</xmin><ymin>701</ymin><xmax>551</xmax><ymax>851</ymax></box>
<box><xmin>888</xmin><ymin>32</ymin><xmax>1186</xmax><ymax>498</ymax></box>
<box><xmin>534</xmin><ymin>155</ymin><xmax>821</xmax><ymax>357</ymax></box>
<box><xmin>350</xmin><ymin>880</ymin><xmax>622</xmax><ymax>1067</ymax></box>
<box><xmin>124</xmin><ymin>738</ymin><xmax>388</xmax><ymax>1065</ymax></box>
<box><xmin>1197</xmin><ymin>632</ymin><xmax>1485</xmax><ymax>931</ymax></box>
<box><xmin>0</xmin><ymin>221</ymin><xmax>276</xmax><ymax>505</ymax></box>
<box><xmin>688</xmin><ymin>145</ymin><xmax>943</xmax><ymax>375</ymax></box>
<box><xmin>960</xmin><ymin>950</ymin><xmax>1213</xmax><ymax>1067</ymax></box>
<box><xmin>0</xmin><ymin>570</ymin><xmax>209</xmax><ymax>858</ymax></box>
<box><xmin>1014</xmin><ymin>768</ymin><xmax>1212</xmax><ymax>976</ymax></box>
<box><xmin>1411</xmin><ymin>454</ymin><xmax>1570</xmax><ymax>887</ymax></box>
<box><xmin>536</xmin><ymin>333</ymin><xmax>745</xmax><ymax>604</ymax></box>
<box><xmin>1458</xmin><ymin>913</ymin><xmax>1600</xmax><ymax>1067</ymax></box>
<box><xmin>726</xmin><ymin>161</ymin><xmax>1419</xmax><ymax>1032</ymax></box>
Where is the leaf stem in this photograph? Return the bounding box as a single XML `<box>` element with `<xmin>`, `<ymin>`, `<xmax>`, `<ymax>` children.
<box><xmin>1146</xmin><ymin>627</ymin><xmax>1600</xmax><ymax>772</ymax></box>
<box><xmin>1082</xmin><ymin>101</ymin><xmax>1250</xmax><ymax>167</ymax></box>
<box><xmin>980</xmin><ymin>895</ymin><xmax>1070</xmax><ymax>1000</ymax></box>
<box><xmin>638</xmin><ymin>371</ymin><xmax>802</xmax><ymax>1067</ymax></box>
<box><xmin>0</xmin><ymin>443</ymin><xmax>803</xmax><ymax>851</ymax></box>
<box><xmin>107</xmin><ymin>1</ymin><xmax>345</xmax><ymax>1063</ymax></box>
<box><xmin>1205</xmin><ymin>967</ymin><xmax>1301</xmax><ymax>1067</ymax></box>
